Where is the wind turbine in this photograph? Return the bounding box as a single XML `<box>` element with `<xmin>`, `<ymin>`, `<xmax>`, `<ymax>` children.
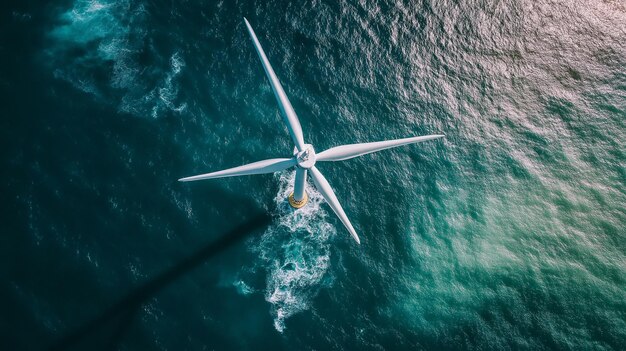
<box><xmin>179</xmin><ymin>18</ymin><xmax>444</xmax><ymax>244</ymax></box>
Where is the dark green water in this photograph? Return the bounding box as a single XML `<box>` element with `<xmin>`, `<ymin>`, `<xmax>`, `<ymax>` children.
<box><xmin>1</xmin><ymin>0</ymin><xmax>625</xmax><ymax>349</ymax></box>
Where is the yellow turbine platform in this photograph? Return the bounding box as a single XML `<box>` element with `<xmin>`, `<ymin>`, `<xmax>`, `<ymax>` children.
<box><xmin>288</xmin><ymin>192</ymin><xmax>308</xmax><ymax>209</ymax></box>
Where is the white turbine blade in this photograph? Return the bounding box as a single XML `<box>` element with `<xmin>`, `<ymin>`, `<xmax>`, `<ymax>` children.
<box><xmin>316</xmin><ymin>134</ymin><xmax>444</xmax><ymax>162</ymax></box>
<box><xmin>309</xmin><ymin>166</ymin><xmax>360</xmax><ymax>244</ymax></box>
<box><xmin>244</xmin><ymin>18</ymin><xmax>306</xmax><ymax>151</ymax></box>
<box><xmin>179</xmin><ymin>157</ymin><xmax>296</xmax><ymax>182</ymax></box>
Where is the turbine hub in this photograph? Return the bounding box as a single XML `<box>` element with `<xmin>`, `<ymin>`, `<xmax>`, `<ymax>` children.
<box><xmin>294</xmin><ymin>144</ymin><xmax>316</xmax><ymax>169</ymax></box>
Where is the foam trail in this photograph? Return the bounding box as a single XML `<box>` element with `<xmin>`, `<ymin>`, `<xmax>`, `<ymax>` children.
<box><xmin>247</xmin><ymin>171</ymin><xmax>337</xmax><ymax>332</ymax></box>
<box><xmin>47</xmin><ymin>0</ymin><xmax>187</xmax><ymax>119</ymax></box>
<box><xmin>150</xmin><ymin>52</ymin><xmax>187</xmax><ymax>118</ymax></box>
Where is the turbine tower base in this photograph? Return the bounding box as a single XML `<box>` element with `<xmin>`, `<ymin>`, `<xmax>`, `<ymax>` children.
<box><xmin>288</xmin><ymin>192</ymin><xmax>308</xmax><ymax>209</ymax></box>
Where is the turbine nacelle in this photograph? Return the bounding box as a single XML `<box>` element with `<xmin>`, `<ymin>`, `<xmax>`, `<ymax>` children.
<box><xmin>295</xmin><ymin>144</ymin><xmax>316</xmax><ymax>169</ymax></box>
<box><xmin>179</xmin><ymin>18</ymin><xmax>445</xmax><ymax>244</ymax></box>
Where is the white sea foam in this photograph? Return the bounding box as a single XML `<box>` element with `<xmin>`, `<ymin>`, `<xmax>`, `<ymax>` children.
<box><xmin>47</xmin><ymin>0</ymin><xmax>187</xmax><ymax>119</ymax></box>
<box><xmin>242</xmin><ymin>170</ymin><xmax>336</xmax><ymax>332</ymax></box>
<box><xmin>149</xmin><ymin>52</ymin><xmax>187</xmax><ymax>118</ymax></box>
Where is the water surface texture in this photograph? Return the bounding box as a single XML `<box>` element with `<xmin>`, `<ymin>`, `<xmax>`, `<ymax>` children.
<box><xmin>1</xmin><ymin>0</ymin><xmax>625</xmax><ymax>349</ymax></box>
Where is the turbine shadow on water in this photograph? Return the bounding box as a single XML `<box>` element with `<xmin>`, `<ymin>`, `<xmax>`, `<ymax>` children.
<box><xmin>49</xmin><ymin>209</ymin><xmax>271</xmax><ymax>351</ymax></box>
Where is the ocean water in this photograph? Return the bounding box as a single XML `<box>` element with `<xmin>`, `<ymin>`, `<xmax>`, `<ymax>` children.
<box><xmin>1</xmin><ymin>0</ymin><xmax>625</xmax><ymax>349</ymax></box>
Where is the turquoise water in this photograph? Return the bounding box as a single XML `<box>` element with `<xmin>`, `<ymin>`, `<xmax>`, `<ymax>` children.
<box><xmin>1</xmin><ymin>0</ymin><xmax>625</xmax><ymax>349</ymax></box>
